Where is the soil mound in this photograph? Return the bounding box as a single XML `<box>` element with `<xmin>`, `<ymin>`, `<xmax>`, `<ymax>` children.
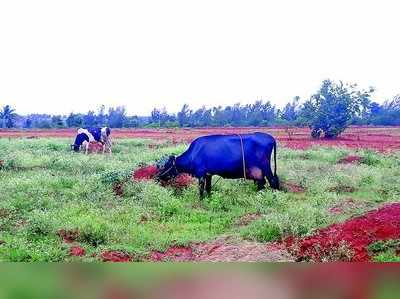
<box><xmin>160</xmin><ymin>174</ymin><xmax>195</xmax><ymax>190</ymax></box>
<box><xmin>69</xmin><ymin>245</ymin><xmax>86</xmax><ymax>257</ymax></box>
<box><xmin>338</xmin><ymin>155</ymin><xmax>362</xmax><ymax>164</ymax></box>
<box><xmin>132</xmin><ymin>165</ymin><xmax>159</xmax><ymax>181</ymax></box>
<box><xmin>101</xmin><ymin>250</ymin><xmax>133</xmax><ymax>262</ymax></box>
<box><xmin>149</xmin><ymin>246</ymin><xmax>193</xmax><ymax>262</ymax></box>
<box><xmin>286</xmin><ymin>203</ymin><xmax>400</xmax><ymax>261</ymax></box>
<box><xmin>148</xmin><ymin>237</ymin><xmax>293</xmax><ymax>262</ymax></box>
<box><xmin>132</xmin><ymin>165</ymin><xmax>195</xmax><ymax>189</ymax></box>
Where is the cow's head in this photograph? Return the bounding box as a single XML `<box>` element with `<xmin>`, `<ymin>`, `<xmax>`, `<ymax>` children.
<box><xmin>71</xmin><ymin>133</ymin><xmax>88</xmax><ymax>152</ymax></box>
<box><xmin>157</xmin><ymin>155</ymin><xmax>179</xmax><ymax>181</ymax></box>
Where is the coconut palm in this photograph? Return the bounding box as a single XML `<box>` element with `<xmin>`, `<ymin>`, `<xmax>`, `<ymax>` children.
<box><xmin>0</xmin><ymin>105</ymin><xmax>17</xmax><ymax>128</ymax></box>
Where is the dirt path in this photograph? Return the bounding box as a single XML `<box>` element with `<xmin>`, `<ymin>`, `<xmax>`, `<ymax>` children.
<box><xmin>149</xmin><ymin>236</ymin><xmax>293</xmax><ymax>262</ymax></box>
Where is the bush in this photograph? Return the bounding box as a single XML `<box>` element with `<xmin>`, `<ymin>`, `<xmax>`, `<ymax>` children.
<box><xmin>301</xmin><ymin>80</ymin><xmax>374</xmax><ymax>139</ymax></box>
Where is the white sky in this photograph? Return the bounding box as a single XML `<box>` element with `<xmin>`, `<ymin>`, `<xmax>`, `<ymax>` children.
<box><xmin>0</xmin><ymin>0</ymin><xmax>399</xmax><ymax>116</ymax></box>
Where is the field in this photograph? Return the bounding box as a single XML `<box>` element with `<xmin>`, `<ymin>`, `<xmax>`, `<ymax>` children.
<box><xmin>0</xmin><ymin>127</ymin><xmax>400</xmax><ymax>262</ymax></box>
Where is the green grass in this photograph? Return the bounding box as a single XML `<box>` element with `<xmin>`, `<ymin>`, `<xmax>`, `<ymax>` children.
<box><xmin>0</xmin><ymin>137</ymin><xmax>399</xmax><ymax>261</ymax></box>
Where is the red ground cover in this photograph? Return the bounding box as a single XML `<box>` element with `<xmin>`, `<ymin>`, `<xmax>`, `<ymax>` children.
<box><xmin>149</xmin><ymin>246</ymin><xmax>194</xmax><ymax>262</ymax></box>
<box><xmin>160</xmin><ymin>174</ymin><xmax>195</xmax><ymax>190</ymax></box>
<box><xmin>2</xmin><ymin>126</ymin><xmax>400</xmax><ymax>151</ymax></box>
<box><xmin>100</xmin><ymin>251</ymin><xmax>133</xmax><ymax>262</ymax></box>
<box><xmin>132</xmin><ymin>165</ymin><xmax>195</xmax><ymax>189</ymax></box>
<box><xmin>132</xmin><ymin>165</ymin><xmax>159</xmax><ymax>181</ymax></box>
<box><xmin>69</xmin><ymin>245</ymin><xmax>86</xmax><ymax>257</ymax></box>
<box><xmin>286</xmin><ymin>203</ymin><xmax>400</xmax><ymax>261</ymax></box>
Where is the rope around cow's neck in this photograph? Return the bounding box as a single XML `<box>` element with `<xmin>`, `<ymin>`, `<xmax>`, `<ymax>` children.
<box><xmin>236</xmin><ymin>134</ymin><xmax>247</xmax><ymax>180</ymax></box>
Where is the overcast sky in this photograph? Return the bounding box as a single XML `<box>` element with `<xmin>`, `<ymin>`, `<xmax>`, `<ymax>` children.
<box><xmin>0</xmin><ymin>0</ymin><xmax>399</xmax><ymax>116</ymax></box>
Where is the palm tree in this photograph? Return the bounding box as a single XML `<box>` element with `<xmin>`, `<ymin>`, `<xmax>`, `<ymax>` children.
<box><xmin>0</xmin><ymin>105</ymin><xmax>17</xmax><ymax>128</ymax></box>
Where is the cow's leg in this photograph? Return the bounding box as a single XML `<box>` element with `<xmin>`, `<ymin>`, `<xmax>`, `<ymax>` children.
<box><xmin>263</xmin><ymin>162</ymin><xmax>279</xmax><ymax>190</ymax></box>
<box><xmin>256</xmin><ymin>178</ymin><xmax>266</xmax><ymax>191</ymax></box>
<box><xmin>198</xmin><ymin>177</ymin><xmax>206</xmax><ymax>199</ymax></box>
<box><xmin>82</xmin><ymin>141</ymin><xmax>89</xmax><ymax>154</ymax></box>
<box><xmin>205</xmin><ymin>174</ymin><xmax>212</xmax><ymax>196</ymax></box>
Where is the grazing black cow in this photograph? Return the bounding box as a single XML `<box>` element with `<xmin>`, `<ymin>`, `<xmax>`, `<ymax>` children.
<box><xmin>158</xmin><ymin>132</ymin><xmax>279</xmax><ymax>198</ymax></box>
<box><xmin>71</xmin><ymin>127</ymin><xmax>112</xmax><ymax>154</ymax></box>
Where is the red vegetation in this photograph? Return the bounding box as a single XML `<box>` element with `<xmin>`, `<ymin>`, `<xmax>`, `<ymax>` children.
<box><xmin>132</xmin><ymin>165</ymin><xmax>159</xmax><ymax>181</ymax></box>
<box><xmin>148</xmin><ymin>238</ymin><xmax>293</xmax><ymax>262</ymax></box>
<box><xmin>338</xmin><ymin>155</ymin><xmax>362</xmax><ymax>164</ymax></box>
<box><xmin>149</xmin><ymin>246</ymin><xmax>194</xmax><ymax>262</ymax></box>
<box><xmin>101</xmin><ymin>251</ymin><xmax>133</xmax><ymax>262</ymax></box>
<box><xmin>57</xmin><ymin>229</ymin><xmax>80</xmax><ymax>243</ymax></box>
<box><xmin>132</xmin><ymin>165</ymin><xmax>195</xmax><ymax>189</ymax></box>
<box><xmin>160</xmin><ymin>174</ymin><xmax>195</xmax><ymax>190</ymax></box>
<box><xmin>69</xmin><ymin>245</ymin><xmax>86</xmax><ymax>257</ymax></box>
<box><xmin>2</xmin><ymin>126</ymin><xmax>400</xmax><ymax>151</ymax></box>
<box><xmin>286</xmin><ymin>203</ymin><xmax>400</xmax><ymax>261</ymax></box>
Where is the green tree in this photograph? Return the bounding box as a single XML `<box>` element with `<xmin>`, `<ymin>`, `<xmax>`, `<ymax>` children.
<box><xmin>51</xmin><ymin>115</ymin><xmax>65</xmax><ymax>128</ymax></box>
<box><xmin>108</xmin><ymin>106</ymin><xmax>126</xmax><ymax>128</ymax></box>
<box><xmin>302</xmin><ymin>80</ymin><xmax>374</xmax><ymax>139</ymax></box>
<box><xmin>177</xmin><ymin>104</ymin><xmax>191</xmax><ymax>127</ymax></box>
<box><xmin>83</xmin><ymin>110</ymin><xmax>96</xmax><ymax>127</ymax></box>
<box><xmin>0</xmin><ymin>105</ymin><xmax>17</xmax><ymax>128</ymax></box>
<box><xmin>66</xmin><ymin>113</ymin><xmax>84</xmax><ymax>127</ymax></box>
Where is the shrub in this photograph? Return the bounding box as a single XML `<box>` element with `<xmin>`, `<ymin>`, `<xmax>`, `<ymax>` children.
<box><xmin>300</xmin><ymin>80</ymin><xmax>374</xmax><ymax>139</ymax></box>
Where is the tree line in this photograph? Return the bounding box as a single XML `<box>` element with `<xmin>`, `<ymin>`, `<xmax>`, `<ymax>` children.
<box><xmin>1</xmin><ymin>79</ymin><xmax>400</xmax><ymax>138</ymax></box>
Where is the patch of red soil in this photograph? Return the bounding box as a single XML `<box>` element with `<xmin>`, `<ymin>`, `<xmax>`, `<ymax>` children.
<box><xmin>3</xmin><ymin>126</ymin><xmax>400</xmax><ymax>152</ymax></box>
<box><xmin>69</xmin><ymin>245</ymin><xmax>86</xmax><ymax>257</ymax></box>
<box><xmin>148</xmin><ymin>237</ymin><xmax>293</xmax><ymax>262</ymax></box>
<box><xmin>132</xmin><ymin>165</ymin><xmax>159</xmax><ymax>181</ymax></box>
<box><xmin>0</xmin><ymin>160</ymin><xmax>4</xmax><ymax>169</ymax></box>
<box><xmin>338</xmin><ymin>155</ymin><xmax>362</xmax><ymax>164</ymax></box>
<box><xmin>149</xmin><ymin>246</ymin><xmax>194</xmax><ymax>262</ymax></box>
<box><xmin>193</xmin><ymin>239</ymin><xmax>292</xmax><ymax>262</ymax></box>
<box><xmin>132</xmin><ymin>165</ymin><xmax>194</xmax><ymax>189</ymax></box>
<box><xmin>57</xmin><ymin>229</ymin><xmax>80</xmax><ymax>243</ymax></box>
<box><xmin>101</xmin><ymin>251</ymin><xmax>133</xmax><ymax>262</ymax></box>
<box><xmin>160</xmin><ymin>174</ymin><xmax>195</xmax><ymax>190</ymax></box>
<box><xmin>284</xmin><ymin>182</ymin><xmax>306</xmax><ymax>193</ymax></box>
<box><xmin>285</xmin><ymin>203</ymin><xmax>400</xmax><ymax>262</ymax></box>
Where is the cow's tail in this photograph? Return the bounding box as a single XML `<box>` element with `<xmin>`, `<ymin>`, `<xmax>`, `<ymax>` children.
<box><xmin>273</xmin><ymin>140</ymin><xmax>277</xmax><ymax>177</ymax></box>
